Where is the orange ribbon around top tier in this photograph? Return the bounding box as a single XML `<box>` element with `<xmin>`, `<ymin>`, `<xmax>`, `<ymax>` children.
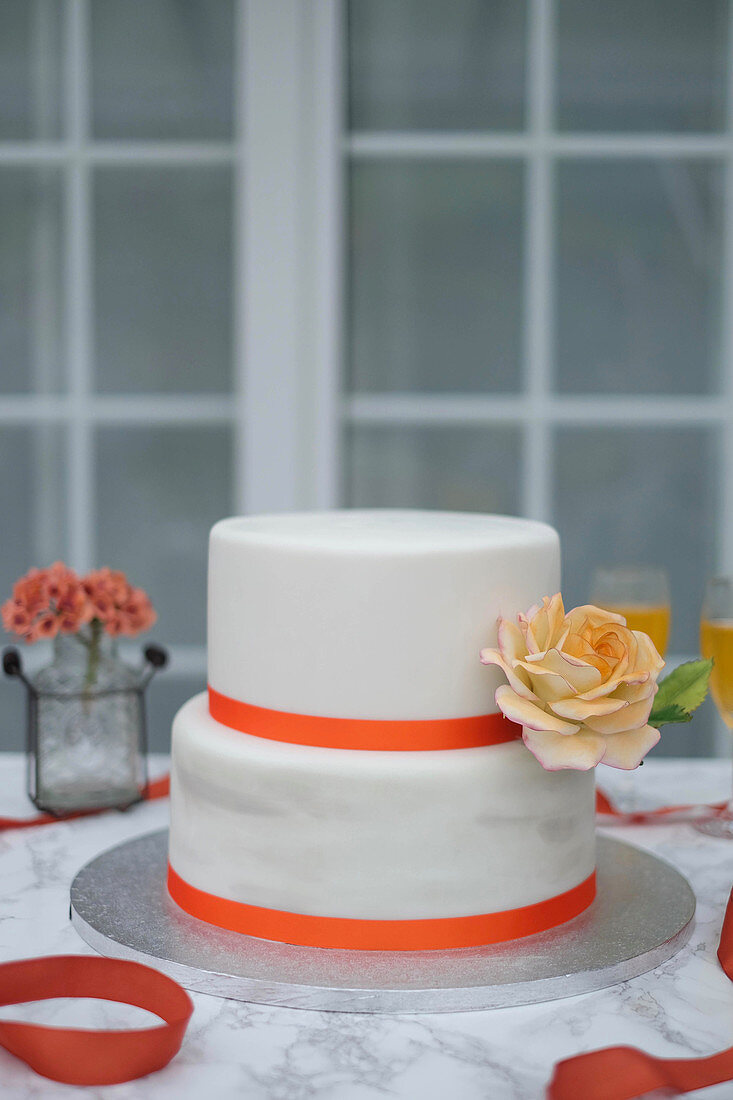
<box><xmin>208</xmin><ymin>686</ymin><xmax>522</xmax><ymax>751</ymax></box>
<box><xmin>167</xmin><ymin>864</ymin><xmax>597</xmax><ymax>951</ymax></box>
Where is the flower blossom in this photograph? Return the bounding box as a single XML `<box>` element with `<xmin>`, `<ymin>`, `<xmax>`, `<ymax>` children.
<box><xmin>82</xmin><ymin>569</ymin><xmax>156</xmax><ymax>636</ymax></box>
<box><xmin>2</xmin><ymin>563</ymin><xmax>156</xmax><ymax>643</ymax></box>
<box><xmin>480</xmin><ymin>593</ymin><xmax>665</xmax><ymax>771</ymax></box>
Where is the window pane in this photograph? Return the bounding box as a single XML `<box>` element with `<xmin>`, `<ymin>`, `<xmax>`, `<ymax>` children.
<box><xmin>553</xmin><ymin>427</ymin><xmax>717</xmax><ymax>656</ymax></box>
<box><xmin>556</xmin><ymin>0</ymin><xmax>728</xmax><ymax>132</ymax></box>
<box><xmin>0</xmin><ymin>684</ymin><xmax>25</xmax><ymax>753</ymax></box>
<box><xmin>146</xmin><ymin>673</ymin><xmax>205</xmax><ymax>753</ymax></box>
<box><xmin>0</xmin><ymin>424</ymin><xmax>67</xmax><ymax>751</ymax></box>
<box><xmin>349</xmin><ymin>0</ymin><xmax>527</xmax><ymax>131</ymax></box>
<box><xmin>347</xmin><ymin>425</ymin><xmax>522</xmax><ymax>514</ymax></box>
<box><xmin>93</xmin><ymin>167</ymin><xmax>232</xmax><ymax>393</ymax></box>
<box><xmin>0</xmin><ymin>0</ymin><xmax>63</xmax><ymax>140</ymax></box>
<box><xmin>91</xmin><ymin>0</ymin><xmax>234</xmax><ymax>141</ymax></box>
<box><xmin>0</xmin><ymin>168</ymin><xmax>64</xmax><ymax>394</ymax></box>
<box><xmin>95</xmin><ymin>426</ymin><xmax>232</xmax><ymax>646</ymax></box>
<box><xmin>0</xmin><ymin>424</ymin><xmax>67</xmax><ymax>611</ymax></box>
<box><xmin>350</xmin><ymin>162</ymin><xmax>524</xmax><ymax>393</ymax></box>
<box><xmin>556</xmin><ymin>161</ymin><xmax>723</xmax><ymax>396</ymax></box>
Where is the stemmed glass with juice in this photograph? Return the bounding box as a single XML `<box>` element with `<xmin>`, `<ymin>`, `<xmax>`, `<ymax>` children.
<box><xmin>590</xmin><ymin>566</ymin><xmax>670</xmax><ymax>657</ymax></box>
<box><xmin>697</xmin><ymin>576</ymin><xmax>733</xmax><ymax>838</ymax></box>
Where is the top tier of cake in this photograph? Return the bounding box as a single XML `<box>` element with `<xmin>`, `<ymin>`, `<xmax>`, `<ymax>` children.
<box><xmin>208</xmin><ymin>509</ymin><xmax>559</xmax><ymax>721</ymax></box>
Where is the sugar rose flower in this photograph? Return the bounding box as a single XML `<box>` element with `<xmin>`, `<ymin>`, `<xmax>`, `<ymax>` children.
<box><xmin>480</xmin><ymin>594</ymin><xmax>665</xmax><ymax>771</ymax></box>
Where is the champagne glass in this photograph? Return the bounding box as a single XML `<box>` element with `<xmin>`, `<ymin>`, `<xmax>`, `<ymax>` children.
<box><xmin>696</xmin><ymin>576</ymin><xmax>733</xmax><ymax>838</ymax></box>
<box><xmin>590</xmin><ymin>565</ymin><xmax>671</xmax><ymax>657</ymax></box>
<box><xmin>590</xmin><ymin>566</ymin><xmax>670</xmax><ymax>813</ymax></box>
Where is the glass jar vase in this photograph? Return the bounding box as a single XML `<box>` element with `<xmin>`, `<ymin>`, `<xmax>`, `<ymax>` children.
<box><xmin>3</xmin><ymin>633</ymin><xmax>167</xmax><ymax>815</ymax></box>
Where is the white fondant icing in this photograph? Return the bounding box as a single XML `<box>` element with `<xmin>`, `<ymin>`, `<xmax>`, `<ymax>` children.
<box><xmin>208</xmin><ymin>510</ymin><xmax>560</xmax><ymax>720</ymax></box>
<box><xmin>169</xmin><ymin>693</ymin><xmax>596</xmax><ymax>921</ymax></box>
<box><xmin>169</xmin><ymin>508</ymin><xmax>596</xmax><ymax>935</ymax></box>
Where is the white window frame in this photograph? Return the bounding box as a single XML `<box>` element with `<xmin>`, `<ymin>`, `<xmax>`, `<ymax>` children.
<box><xmin>2</xmin><ymin>0</ymin><xmax>732</xmax><ymax>747</ymax></box>
<box><xmin>0</xmin><ymin>0</ymin><xmax>343</xmax><ymax>680</ymax></box>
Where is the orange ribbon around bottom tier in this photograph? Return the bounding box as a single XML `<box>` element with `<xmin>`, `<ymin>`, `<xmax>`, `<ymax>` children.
<box><xmin>167</xmin><ymin>864</ymin><xmax>597</xmax><ymax>951</ymax></box>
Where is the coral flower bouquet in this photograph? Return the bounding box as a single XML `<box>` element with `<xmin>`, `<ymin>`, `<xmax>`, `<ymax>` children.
<box><xmin>2</xmin><ymin>563</ymin><xmax>161</xmax><ymax>815</ymax></box>
<box><xmin>3</xmin><ymin>563</ymin><xmax>156</xmax><ymax>690</ymax></box>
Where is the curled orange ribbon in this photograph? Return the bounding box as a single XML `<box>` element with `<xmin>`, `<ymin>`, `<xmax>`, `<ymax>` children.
<box><xmin>0</xmin><ymin>955</ymin><xmax>192</xmax><ymax>1085</ymax></box>
<box><xmin>548</xmin><ymin>858</ymin><xmax>733</xmax><ymax>1099</ymax></box>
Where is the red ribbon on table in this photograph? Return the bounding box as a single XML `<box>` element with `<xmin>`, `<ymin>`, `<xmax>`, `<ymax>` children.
<box><xmin>548</xmin><ymin>886</ymin><xmax>733</xmax><ymax>1099</ymax></box>
<box><xmin>0</xmin><ymin>773</ymin><xmax>170</xmax><ymax>831</ymax></box>
<box><xmin>5</xmin><ymin>770</ymin><xmax>733</xmax><ymax>1093</ymax></box>
<box><xmin>595</xmin><ymin>786</ymin><xmax>726</xmax><ymax>824</ymax></box>
<box><xmin>0</xmin><ymin>955</ymin><xmax>192</xmax><ymax>1084</ymax></box>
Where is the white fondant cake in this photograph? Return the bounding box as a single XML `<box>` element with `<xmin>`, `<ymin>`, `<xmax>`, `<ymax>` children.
<box><xmin>168</xmin><ymin>510</ymin><xmax>596</xmax><ymax>949</ymax></box>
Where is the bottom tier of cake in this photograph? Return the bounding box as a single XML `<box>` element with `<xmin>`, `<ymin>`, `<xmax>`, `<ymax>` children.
<box><xmin>167</xmin><ymin>693</ymin><xmax>597</xmax><ymax>949</ymax></box>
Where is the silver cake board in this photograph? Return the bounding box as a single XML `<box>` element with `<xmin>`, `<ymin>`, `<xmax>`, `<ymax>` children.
<box><xmin>69</xmin><ymin>830</ymin><xmax>695</xmax><ymax>1014</ymax></box>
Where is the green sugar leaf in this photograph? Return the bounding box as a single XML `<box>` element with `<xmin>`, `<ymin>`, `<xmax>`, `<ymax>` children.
<box><xmin>649</xmin><ymin>658</ymin><xmax>713</xmax><ymax>729</ymax></box>
<box><xmin>648</xmin><ymin>702</ymin><xmax>693</xmax><ymax>729</ymax></box>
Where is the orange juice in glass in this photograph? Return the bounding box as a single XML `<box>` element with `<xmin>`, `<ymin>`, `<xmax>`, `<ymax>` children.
<box><xmin>590</xmin><ymin>566</ymin><xmax>670</xmax><ymax>657</ymax></box>
<box><xmin>700</xmin><ymin>617</ymin><xmax>733</xmax><ymax>729</ymax></box>
<box><xmin>696</xmin><ymin>577</ymin><xmax>733</xmax><ymax>839</ymax></box>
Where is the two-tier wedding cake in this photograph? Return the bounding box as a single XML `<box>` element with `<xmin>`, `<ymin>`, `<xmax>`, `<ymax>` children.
<box><xmin>167</xmin><ymin>510</ymin><xmax>596</xmax><ymax>950</ymax></box>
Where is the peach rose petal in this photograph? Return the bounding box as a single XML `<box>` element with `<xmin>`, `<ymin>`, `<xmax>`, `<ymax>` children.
<box><xmin>612</xmin><ymin>679</ymin><xmax>654</xmax><ymax>705</ymax></box>
<box><xmin>496</xmin><ymin>619</ymin><xmax>527</xmax><ymax>664</ymax></box>
<box><xmin>495</xmin><ymin>684</ymin><xmax>580</xmax><ymax>736</ymax></box>
<box><xmin>526</xmin><ymin>594</ymin><xmax>565</xmax><ymax>652</ymax></box>
<box><xmin>526</xmin><ymin>608</ymin><xmax>550</xmax><ymax>652</ymax></box>
<box><xmin>523</xmin><ymin>647</ymin><xmax>604</xmax><ymax>694</ymax></box>
<box><xmin>545</xmin><ymin>592</ymin><xmax>566</xmax><ymax>636</ymax></box>
<box><xmin>592</xmin><ymin>629</ymin><xmax>629</xmax><ymax>676</ymax></box>
<box><xmin>632</xmin><ymin>630</ymin><xmax>665</xmax><ymax>674</ymax></box>
<box><xmin>480</xmin><ymin>648</ymin><xmax>538</xmax><ymax>702</ymax></box>
<box><xmin>566</xmin><ymin>604</ymin><xmax>627</xmax><ymax>632</ymax></box>
<box><xmin>563</xmin><ymin>631</ymin><xmax>602</xmax><ymax>662</ymax></box>
<box><xmin>512</xmin><ymin>662</ymin><xmax>575</xmax><ymax>704</ymax></box>
<box><xmin>522</xmin><ymin>727</ymin><xmax>608</xmax><ymax>771</ymax></box>
<box><xmin>518</xmin><ymin>612</ymin><xmax>542</xmax><ymax>655</ymax></box>
<box><xmin>597</xmin><ymin>725</ymin><xmax>661</xmax><ymax>770</ymax></box>
<box><xmin>581</xmin><ymin>694</ymin><xmax>656</xmax><ymax>735</ymax></box>
<box><xmin>575</xmin><ymin>668</ymin><xmax>651</xmax><ymax>701</ymax></box>
<box><xmin>613</xmin><ymin>626</ymin><xmax>638</xmax><ymax>675</ymax></box>
<box><xmin>549</xmin><ymin>694</ymin><xmax>629</xmax><ymax>720</ymax></box>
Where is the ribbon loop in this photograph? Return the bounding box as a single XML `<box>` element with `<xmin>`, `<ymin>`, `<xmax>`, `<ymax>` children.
<box><xmin>0</xmin><ymin>955</ymin><xmax>192</xmax><ymax>1085</ymax></box>
<box><xmin>547</xmin><ymin>877</ymin><xmax>733</xmax><ymax>1099</ymax></box>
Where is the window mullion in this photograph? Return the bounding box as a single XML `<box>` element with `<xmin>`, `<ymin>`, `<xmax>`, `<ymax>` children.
<box><xmin>240</xmin><ymin>0</ymin><xmax>307</xmax><ymax>513</ymax></box>
<box><xmin>522</xmin><ymin>0</ymin><xmax>555</xmax><ymax>522</ymax></box>
<box><xmin>64</xmin><ymin>0</ymin><xmax>93</xmax><ymax>572</ymax></box>
<box><xmin>715</xmin><ymin>0</ymin><xmax>733</xmax><ymax>753</ymax></box>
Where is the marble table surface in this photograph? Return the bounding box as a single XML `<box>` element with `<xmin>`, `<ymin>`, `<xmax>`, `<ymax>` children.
<box><xmin>2</xmin><ymin>753</ymin><xmax>733</xmax><ymax>1100</ymax></box>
